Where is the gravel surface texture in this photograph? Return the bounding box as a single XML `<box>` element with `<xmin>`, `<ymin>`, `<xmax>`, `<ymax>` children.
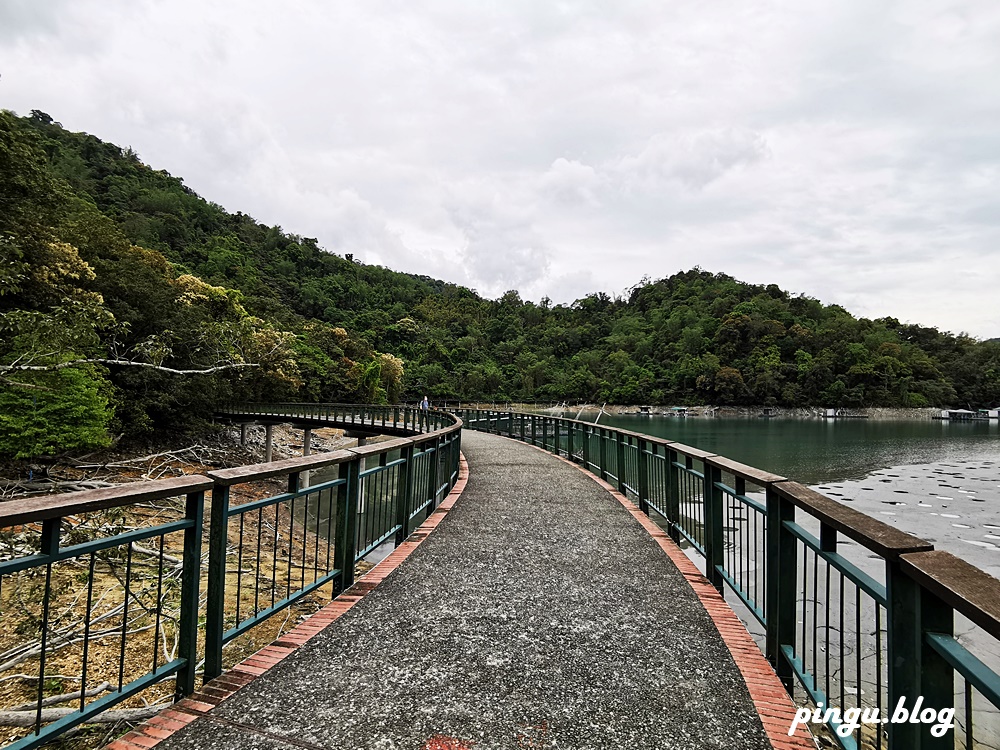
<box><xmin>153</xmin><ymin>431</ymin><xmax>770</xmax><ymax>750</ymax></box>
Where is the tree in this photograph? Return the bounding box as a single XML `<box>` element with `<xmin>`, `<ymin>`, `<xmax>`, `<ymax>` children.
<box><xmin>0</xmin><ymin>366</ymin><xmax>111</xmax><ymax>458</ymax></box>
<box><xmin>714</xmin><ymin>367</ymin><xmax>750</xmax><ymax>403</ymax></box>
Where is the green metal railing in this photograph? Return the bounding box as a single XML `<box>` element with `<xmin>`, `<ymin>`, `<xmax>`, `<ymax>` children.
<box><xmin>202</xmin><ymin>407</ymin><xmax>461</xmax><ymax>680</ymax></box>
<box><xmin>216</xmin><ymin>402</ymin><xmax>450</xmax><ymax>435</ymax></box>
<box><xmin>457</xmin><ymin>408</ymin><xmax>1000</xmax><ymax>750</ymax></box>
<box><xmin>0</xmin><ymin>477</ymin><xmax>208</xmax><ymax>749</ymax></box>
<box><xmin>0</xmin><ymin>405</ymin><xmax>460</xmax><ymax>750</ymax></box>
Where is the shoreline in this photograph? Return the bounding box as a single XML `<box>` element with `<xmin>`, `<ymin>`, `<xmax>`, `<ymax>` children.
<box><xmin>477</xmin><ymin>403</ymin><xmax>943</xmax><ymax>421</ymax></box>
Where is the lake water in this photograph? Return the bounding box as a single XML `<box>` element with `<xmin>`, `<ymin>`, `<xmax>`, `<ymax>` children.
<box><xmin>563</xmin><ymin>412</ymin><xmax>1000</xmax><ymax>485</ymax></box>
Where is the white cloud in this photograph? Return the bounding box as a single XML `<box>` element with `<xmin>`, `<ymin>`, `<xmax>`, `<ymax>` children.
<box><xmin>612</xmin><ymin>129</ymin><xmax>770</xmax><ymax>191</ymax></box>
<box><xmin>2</xmin><ymin>0</ymin><xmax>999</xmax><ymax>336</ymax></box>
<box><xmin>0</xmin><ymin>0</ymin><xmax>68</xmax><ymax>42</ymax></box>
<box><xmin>444</xmin><ymin>183</ymin><xmax>551</xmax><ymax>295</ymax></box>
<box><xmin>538</xmin><ymin>158</ymin><xmax>601</xmax><ymax>207</ymax></box>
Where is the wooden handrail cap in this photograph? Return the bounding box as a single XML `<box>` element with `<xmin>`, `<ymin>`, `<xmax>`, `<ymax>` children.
<box><xmin>708</xmin><ymin>456</ymin><xmax>786</xmax><ymax>484</ymax></box>
<box><xmin>901</xmin><ymin>549</ymin><xmax>1000</xmax><ymax>640</ymax></box>
<box><xmin>0</xmin><ymin>475</ymin><xmax>213</xmax><ymax>526</ymax></box>
<box><xmin>774</xmin><ymin>481</ymin><xmax>933</xmax><ymax>558</ymax></box>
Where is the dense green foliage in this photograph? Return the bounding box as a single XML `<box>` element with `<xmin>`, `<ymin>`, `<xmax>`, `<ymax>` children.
<box><xmin>2</xmin><ymin>109</ymin><xmax>998</xmax><ymax>456</ymax></box>
<box><xmin>0</xmin><ymin>110</ymin><xmax>400</xmax><ymax>456</ymax></box>
<box><xmin>0</xmin><ymin>366</ymin><xmax>112</xmax><ymax>459</ymax></box>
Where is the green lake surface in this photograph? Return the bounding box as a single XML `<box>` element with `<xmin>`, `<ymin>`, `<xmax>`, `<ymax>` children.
<box><xmin>560</xmin><ymin>412</ymin><xmax>999</xmax><ymax>485</ymax></box>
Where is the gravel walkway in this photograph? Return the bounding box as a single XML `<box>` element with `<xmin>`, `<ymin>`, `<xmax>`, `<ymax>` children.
<box><xmin>151</xmin><ymin>431</ymin><xmax>771</xmax><ymax>750</ymax></box>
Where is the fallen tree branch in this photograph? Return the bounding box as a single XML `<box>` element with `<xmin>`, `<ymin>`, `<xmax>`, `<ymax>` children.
<box><xmin>132</xmin><ymin>543</ymin><xmax>183</xmax><ymax>567</ymax></box>
<box><xmin>0</xmin><ymin>376</ymin><xmax>54</xmax><ymax>391</ymax></box>
<box><xmin>0</xmin><ymin>360</ymin><xmax>259</xmax><ymax>375</ymax></box>
<box><xmin>0</xmin><ymin>617</ymin><xmax>156</xmax><ymax>674</ymax></box>
<box><xmin>0</xmin><ymin>705</ymin><xmax>159</xmax><ymax>727</ymax></box>
<box><xmin>69</xmin><ymin>446</ymin><xmax>206</xmax><ymax>469</ymax></box>
<box><xmin>9</xmin><ymin>681</ymin><xmax>112</xmax><ymax>711</ymax></box>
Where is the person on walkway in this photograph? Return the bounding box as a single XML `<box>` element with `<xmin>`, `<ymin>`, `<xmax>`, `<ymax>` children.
<box><xmin>420</xmin><ymin>395</ymin><xmax>429</xmax><ymax>411</ymax></box>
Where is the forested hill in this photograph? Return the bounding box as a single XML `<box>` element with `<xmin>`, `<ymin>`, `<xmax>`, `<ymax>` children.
<box><xmin>2</xmin><ymin>109</ymin><xmax>998</xmax><ymax>457</ymax></box>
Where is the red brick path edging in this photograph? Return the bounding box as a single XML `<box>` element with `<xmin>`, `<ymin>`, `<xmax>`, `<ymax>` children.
<box><xmin>106</xmin><ymin>456</ymin><xmax>471</xmax><ymax>750</ymax></box>
<box><xmin>516</xmin><ymin>440</ymin><xmax>817</xmax><ymax>750</ymax></box>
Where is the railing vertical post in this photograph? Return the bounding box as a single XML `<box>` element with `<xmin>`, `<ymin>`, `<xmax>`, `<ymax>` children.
<box><xmin>204</xmin><ymin>483</ymin><xmax>230</xmax><ymax>682</ymax></box>
<box><xmin>703</xmin><ymin>463</ymin><xmax>724</xmax><ymax>593</ymax></box>
<box><xmin>583</xmin><ymin>425</ymin><xmax>591</xmax><ymax>469</ymax></box>
<box><xmin>819</xmin><ymin>522</ymin><xmax>836</xmax><ymax>553</ymax></box>
<box><xmin>334</xmin><ymin>458</ymin><xmax>361</xmax><ymax>594</ymax></box>
<box><xmin>395</xmin><ymin>444</ymin><xmax>415</xmax><ymax>544</ymax></box>
<box><xmin>684</xmin><ymin>455</ymin><xmax>695</xmax><ymax>541</ymax></box>
<box><xmin>519</xmin><ymin>413</ymin><xmax>525</xmax><ymax>442</ymax></box>
<box><xmin>175</xmin><ymin>490</ymin><xmax>204</xmax><ymax>698</ymax></box>
<box><xmin>531</xmin><ymin>415</ymin><xmax>537</xmax><ymax>445</ymax></box>
<box><xmin>888</xmin><ymin>558</ymin><xmax>921</xmax><ymax>749</ymax></box>
<box><xmin>444</xmin><ymin>434</ymin><xmax>453</xmax><ymax>488</ymax></box>
<box><xmin>599</xmin><ymin>428</ymin><xmax>608</xmax><ymax>481</ymax></box>
<box><xmin>40</xmin><ymin>516</ymin><xmax>60</xmax><ymax>555</ymax></box>
<box><xmin>918</xmin><ymin>586</ymin><xmax>955</xmax><ymax>750</ymax></box>
<box><xmin>616</xmin><ymin>432</ymin><xmax>626</xmax><ymax>494</ymax></box>
<box><xmin>567</xmin><ymin>421</ymin><xmax>575</xmax><ymax>463</ymax></box>
<box><xmin>541</xmin><ymin>417</ymin><xmax>548</xmax><ymax>451</ymax></box>
<box><xmin>428</xmin><ymin>437</ymin><xmax>440</xmax><ymax>511</ymax></box>
<box><xmin>637</xmin><ymin>439</ymin><xmax>650</xmax><ymax>514</ymax></box>
<box><xmin>765</xmin><ymin>485</ymin><xmax>796</xmax><ymax>692</ymax></box>
<box><xmin>453</xmin><ymin>429</ymin><xmax>462</xmax><ymax>487</ymax></box>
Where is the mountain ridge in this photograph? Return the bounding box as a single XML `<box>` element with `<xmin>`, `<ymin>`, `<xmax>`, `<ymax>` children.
<box><xmin>2</xmin><ymin>108</ymin><xmax>998</xmax><ymax>456</ymax></box>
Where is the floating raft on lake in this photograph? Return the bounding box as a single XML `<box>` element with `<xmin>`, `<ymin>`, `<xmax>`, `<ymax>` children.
<box><xmin>823</xmin><ymin>408</ymin><xmax>869</xmax><ymax>419</ymax></box>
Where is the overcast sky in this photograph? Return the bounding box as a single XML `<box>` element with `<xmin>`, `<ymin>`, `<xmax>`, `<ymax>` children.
<box><xmin>2</xmin><ymin>1</ymin><xmax>999</xmax><ymax>337</ymax></box>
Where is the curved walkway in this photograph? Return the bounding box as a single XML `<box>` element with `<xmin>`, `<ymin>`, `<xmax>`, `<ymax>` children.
<box><xmin>114</xmin><ymin>432</ymin><xmax>799</xmax><ymax>750</ymax></box>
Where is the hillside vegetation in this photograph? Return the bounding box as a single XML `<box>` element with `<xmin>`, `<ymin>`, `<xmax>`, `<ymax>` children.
<box><xmin>2</xmin><ymin>109</ymin><xmax>998</xmax><ymax>457</ymax></box>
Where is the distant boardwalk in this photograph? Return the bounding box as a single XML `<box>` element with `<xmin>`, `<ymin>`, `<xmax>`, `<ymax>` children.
<box><xmin>131</xmin><ymin>432</ymin><xmax>782</xmax><ymax>750</ymax></box>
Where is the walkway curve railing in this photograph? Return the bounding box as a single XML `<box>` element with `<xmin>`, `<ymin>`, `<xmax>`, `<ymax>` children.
<box><xmin>456</xmin><ymin>408</ymin><xmax>1000</xmax><ymax>750</ymax></box>
<box><xmin>0</xmin><ymin>404</ymin><xmax>460</xmax><ymax>750</ymax></box>
<box><xmin>215</xmin><ymin>402</ymin><xmax>454</xmax><ymax>436</ymax></box>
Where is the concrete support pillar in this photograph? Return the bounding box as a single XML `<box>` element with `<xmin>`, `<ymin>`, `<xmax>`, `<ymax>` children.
<box><xmin>357</xmin><ymin>436</ymin><xmax>367</xmax><ymax>447</ymax></box>
<box><xmin>302</xmin><ymin>427</ymin><xmax>312</xmax><ymax>488</ymax></box>
<box><xmin>264</xmin><ymin>424</ymin><xmax>273</xmax><ymax>463</ymax></box>
<box><xmin>240</xmin><ymin>423</ymin><xmax>248</xmax><ymax>447</ymax></box>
